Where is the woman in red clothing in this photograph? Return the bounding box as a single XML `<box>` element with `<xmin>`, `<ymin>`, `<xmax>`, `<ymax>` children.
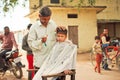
<box><xmin>92</xmin><ymin>36</ymin><xmax>103</xmax><ymax>73</ymax></box>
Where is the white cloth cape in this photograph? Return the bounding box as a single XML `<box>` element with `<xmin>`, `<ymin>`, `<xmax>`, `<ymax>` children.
<box><xmin>33</xmin><ymin>41</ymin><xmax>77</xmax><ymax>80</ymax></box>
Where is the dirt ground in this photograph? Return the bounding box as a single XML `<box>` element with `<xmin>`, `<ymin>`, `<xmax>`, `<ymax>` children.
<box><xmin>0</xmin><ymin>53</ymin><xmax>120</xmax><ymax>80</ymax></box>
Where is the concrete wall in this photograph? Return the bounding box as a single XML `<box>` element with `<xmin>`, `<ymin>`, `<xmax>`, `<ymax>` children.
<box><xmin>29</xmin><ymin>0</ymin><xmax>120</xmax><ymax>20</ymax></box>
<box><xmin>96</xmin><ymin>0</ymin><xmax>120</xmax><ymax>20</ymax></box>
<box><xmin>28</xmin><ymin>0</ymin><xmax>120</xmax><ymax>52</ymax></box>
<box><xmin>29</xmin><ymin>0</ymin><xmax>39</xmax><ymax>12</ymax></box>
<box><xmin>24</xmin><ymin>6</ymin><xmax>103</xmax><ymax>52</ymax></box>
<box><xmin>27</xmin><ymin>0</ymin><xmax>106</xmax><ymax>52</ymax></box>
<box><xmin>51</xmin><ymin>7</ymin><xmax>98</xmax><ymax>52</ymax></box>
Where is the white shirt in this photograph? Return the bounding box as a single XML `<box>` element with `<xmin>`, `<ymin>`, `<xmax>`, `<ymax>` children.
<box><xmin>101</xmin><ymin>36</ymin><xmax>110</xmax><ymax>44</ymax></box>
<box><xmin>28</xmin><ymin>20</ymin><xmax>57</xmax><ymax>67</ymax></box>
<box><xmin>92</xmin><ymin>42</ymin><xmax>102</xmax><ymax>54</ymax></box>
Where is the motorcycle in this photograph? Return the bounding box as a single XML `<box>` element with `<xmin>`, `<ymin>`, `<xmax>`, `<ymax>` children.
<box><xmin>0</xmin><ymin>49</ymin><xmax>24</xmax><ymax>79</ymax></box>
<box><xmin>104</xmin><ymin>38</ymin><xmax>120</xmax><ymax>70</ymax></box>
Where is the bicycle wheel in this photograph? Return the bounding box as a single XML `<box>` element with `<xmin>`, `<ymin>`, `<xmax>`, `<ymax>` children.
<box><xmin>90</xmin><ymin>50</ymin><xmax>104</xmax><ymax>67</ymax></box>
<box><xmin>106</xmin><ymin>48</ymin><xmax>117</xmax><ymax>65</ymax></box>
<box><xmin>116</xmin><ymin>54</ymin><xmax>120</xmax><ymax>71</ymax></box>
<box><xmin>90</xmin><ymin>50</ymin><xmax>96</xmax><ymax>66</ymax></box>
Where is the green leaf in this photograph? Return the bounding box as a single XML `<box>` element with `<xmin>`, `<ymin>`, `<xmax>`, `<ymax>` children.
<box><xmin>3</xmin><ymin>5</ymin><xmax>9</xmax><ymax>12</ymax></box>
<box><xmin>70</xmin><ymin>0</ymin><xmax>73</xmax><ymax>2</ymax></box>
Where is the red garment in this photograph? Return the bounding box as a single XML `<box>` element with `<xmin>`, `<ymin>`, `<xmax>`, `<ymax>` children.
<box><xmin>114</xmin><ymin>47</ymin><xmax>118</xmax><ymax>51</ymax></box>
<box><xmin>95</xmin><ymin>53</ymin><xmax>102</xmax><ymax>73</ymax></box>
<box><xmin>27</xmin><ymin>54</ymin><xmax>34</xmax><ymax>79</ymax></box>
<box><xmin>0</xmin><ymin>32</ymin><xmax>18</xmax><ymax>49</ymax></box>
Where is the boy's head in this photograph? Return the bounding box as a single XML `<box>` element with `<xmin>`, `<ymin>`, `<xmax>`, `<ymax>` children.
<box><xmin>95</xmin><ymin>36</ymin><xmax>101</xmax><ymax>43</ymax></box>
<box><xmin>56</xmin><ymin>26</ymin><xmax>67</xmax><ymax>42</ymax></box>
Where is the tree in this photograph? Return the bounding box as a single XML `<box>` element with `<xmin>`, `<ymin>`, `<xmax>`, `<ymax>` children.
<box><xmin>1</xmin><ymin>0</ymin><xmax>96</xmax><ymax>13</ymax></box>
<box><xmin>0</xmin><ymin>0</ymin><xmax>27</xmax><ymax>13</ymax></box>
<box><xmin>69</xmin><ymin>0</ymin><xmax>96</xmax><ymax>6</ymax></box>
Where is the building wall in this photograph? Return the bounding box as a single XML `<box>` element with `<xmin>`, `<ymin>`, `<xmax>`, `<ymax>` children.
<box><xmin>50</xmin><ymin>7</ymin><xmax>98</xmax><ymax>52</ymax></box>
<box><xmin>29</xmin><ymin>0</ymin><xmax>120</xmax><ymax>20</ymax></box>
<box><xmin>95</xmin><ymin>0</ymin><xmax>120</xmax><ymax>40</ymax></box>
<box><xmin>28</xmin><ymin>7</ymin><xmax>98</xmax><ymax>52</ymax></box>
<box><xmin>96</xmin><ymin>0</ymin><xmax>120</xmax><ymax>20</ymax></box>
<box><xmin>29</xmin><ymin>0</ymin><xmax>39</xmax><ymax>12</ymax></box>
<box><xmin>29</xmin><ymin>0</ymin><xmax>120</xmax><ymax>52</ymax></box>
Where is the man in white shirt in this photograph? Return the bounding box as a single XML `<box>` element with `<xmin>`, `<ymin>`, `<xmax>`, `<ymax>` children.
<box><xmin>28</xmin><ymin>6</ymin><xmax>57</xmax><ymax>69</ymax></box>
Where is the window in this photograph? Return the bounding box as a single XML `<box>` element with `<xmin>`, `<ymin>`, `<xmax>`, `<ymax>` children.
<box><xmin>51</xmin><ymin>0</ymin><xmax>60</xmax><ymax>3</ymax></box>
<box><xmin>67</xmin><ymin>14</ymin><xmax>78</xmax><ymax>18</ymax></box>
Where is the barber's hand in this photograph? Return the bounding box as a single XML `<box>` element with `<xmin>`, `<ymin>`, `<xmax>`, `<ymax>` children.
<box><xmin>42</xmin><ymin>37</ymin><xmax>47</xmax><ymax>43</ymax></box>
<box><xmin>63</xmin><ymin>70</ymin><xmax>73</xmax><ymax>75</ymax></box>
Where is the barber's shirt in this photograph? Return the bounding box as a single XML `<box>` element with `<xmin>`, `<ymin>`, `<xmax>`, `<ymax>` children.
<box><xmin>28</xmin><ymin>20</ymin><xmax>57</xmax><ymax>67</ymax></box>
<box><xmin>101</xmin><ymin>36</ymin><xmax>110</xmax><ymax>44</ymax></box>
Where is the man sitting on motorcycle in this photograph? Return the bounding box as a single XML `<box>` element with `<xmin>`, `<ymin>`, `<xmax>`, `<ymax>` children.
<box><xmin>100</xmin><ymin>28</ymin><xmax>111</xmax><ymax>70</ymax></box>
<box><xmin>0</xmin><ymin>26</ymin><xmax>18</xmax><ymax>71</ymax></box>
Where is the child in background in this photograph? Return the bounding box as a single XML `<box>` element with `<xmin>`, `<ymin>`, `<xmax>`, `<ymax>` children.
<box><xmin>92</xmin><ymin>36</ymin><xmax>103</xmax><ymax>74</ymax></box>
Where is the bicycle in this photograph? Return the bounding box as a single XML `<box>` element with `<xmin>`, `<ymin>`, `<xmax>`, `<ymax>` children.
<box><xmin>105</xmin><ymin>46</ymin><xmax>120</xmax><ymax>70</ymax></box>
<box><xmin>90</xmin><ymin>38</ymin><xmax>120</xmax><ymax>70</ymax></box>
<box><xmin>90</xmin><ymin>49</ymin><xmax>103</xmax><ymax>67</ymax></box>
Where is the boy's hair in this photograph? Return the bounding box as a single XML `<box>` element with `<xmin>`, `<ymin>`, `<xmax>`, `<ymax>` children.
<box><xmin>39</xmin><ymin>6</ymin><xmax>51</xmax><ymax>17</ymax></box>
<box><xmin>56</xmin><ymin>26</ymin><xmax>67</xmax><ymax>35</ymax></box>
<box><xmin>95</xmin><ymin>36</ymin><xmax>100</xmax><ymax>40</ymax></box>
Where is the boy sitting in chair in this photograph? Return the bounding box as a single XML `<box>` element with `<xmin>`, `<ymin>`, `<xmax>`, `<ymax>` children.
<box><xmin>33</xmin><ymin>26</ymin><xmax>77</xmax><ymax>80</ymax></box>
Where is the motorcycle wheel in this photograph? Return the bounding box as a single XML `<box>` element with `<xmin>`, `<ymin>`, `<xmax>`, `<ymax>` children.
<box><xmin>116</xmin><ymin>54</ymin><xmax>120</xmax><ymax>71</ymax></box>
<box><xmin>11</xmin><ymin>62</ymin><xmax>23</xmax><ymax>79</ymax></box>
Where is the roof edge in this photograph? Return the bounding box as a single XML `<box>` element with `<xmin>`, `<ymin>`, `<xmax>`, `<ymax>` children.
<box><xmin>25</xmin><ymin>5</ymin><xmax>106</xmax><ymax>17</ymax></box>
<box><xmin>47</xmin><ymin>5</ymin><xmax>107</xmax><ymax>8</ymax></box>
<box><xmin>97</xmin><ymin>19</ymin><xmax>120</xmax><ymax>23</ymax></box>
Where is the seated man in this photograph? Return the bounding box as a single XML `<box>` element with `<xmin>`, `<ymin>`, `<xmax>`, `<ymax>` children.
<box><xmin>0</xmin><ymin>26</ymin><xmax>18</xmax><ymax>58</ymax></box>
<box><xmin>33</xmin><ymin>26</ymin><xmax>77</xmax><ymax>80</ymax></box>
<box><xmin>100</xmin><ymin>28</ymin><xmax>111</xmax><ymax>70</ymax></box>
<box><xmin>0</xmin><ymin>26</ymin><xmax>18</xmax><ymax>71</ymax></box>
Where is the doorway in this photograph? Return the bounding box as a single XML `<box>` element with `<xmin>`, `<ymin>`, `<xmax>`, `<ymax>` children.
<box><xmin>68</xmin><ymin>26</ymin><xmax>78</xmax><ymax>47</ymax></box>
